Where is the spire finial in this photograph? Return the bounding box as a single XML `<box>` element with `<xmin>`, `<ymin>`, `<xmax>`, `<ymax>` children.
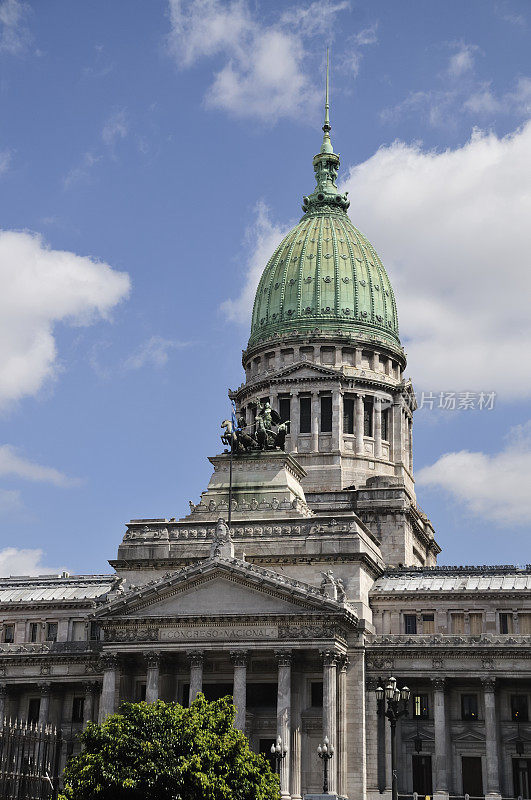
<box><xmin>321</xmin><ymin>47</ymin><xmax>333</xmax><ymax>154</ymax></box>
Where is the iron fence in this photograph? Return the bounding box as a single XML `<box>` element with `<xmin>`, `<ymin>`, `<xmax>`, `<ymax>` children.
<box><xmin>0</xmin><ymin>721</ymin><xmax>62</xmax><ymax>800</ymax></box>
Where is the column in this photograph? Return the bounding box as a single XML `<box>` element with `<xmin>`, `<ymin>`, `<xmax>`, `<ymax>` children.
<box><xmin>83</xmin><ymin>681</ymin><xmax>96</xmax><ymax>729</ymax></box>
<box><xmin>38</xmin><ymin>682</ymin><xmax>51</xmax><ymax>726</ymax></box>
<box><xmin>354</xmin><ymin>348</ymin><xmax>362</xmax><ymax>368</ymax></box>
<box><xmin>374</xmin><ymin>397</ymin><xmax>383</xmax><ymax>459</ymax></box>
<box><xmin>0</xmin><ymin>684</ymin><xmax>6</xmax><ymax>729</ymax></box>
<box><xmin>322</xmin><ymin>650</ymin><xmax>338</xmax><ymax>794</ymax></box>
<box><xmin>355</xmin><ymin>394</ymin><xmax>364</xmax><ymax>455</ymax></box>
<box><xmin>332</xmin><ymin>389</ymin><xmax>342</xmax><ymax>452</ymax></box>
<box><xmin>98</xmin><ymin>654</ymin><xmax>118</xmax><ymax>723</ymax></box>
<box><xmin>290</xmin><ymin>666</ymin><xmax>302</xmax><ymax>800</ymax></box>
<box><xmin>145</xmin><ymin>652</ymin><xmax>161</xmax><ymax>703</ymax></box>
<box><xmin>432</xmin><ymin>678</ymin><xmax>449</xmax><ymax>800</ymax></box>
<box><xmin>365</xmin><ymin>678</ymin><xmax>380</xmax><ymax>792</ymax></box>
<box><xmin>276</xmin><ymin>650</ymin><xmax>292</xmax><ymax>800</ymax></box>
<box><xmin>311</xmin><ymin>394</ymin><xmax>320</xmax><ymax>452</ymax></box>
<box><xmin>482</xmin><ymin>678</ymin><xmax>501</xmax><ymax>799</ymax></box>
<box><xmin>188</xmin><ymin>651</ymin><xmax>203</xmax><ymax>704</ymax></box>
<box><xmin>231</xmin><ymin>651</ymin><xmax>248</xmax><ymax>732</ymax></box>
<box><xmin>290</xmin><ymin>393</ymin><xmax>299</xmax><ymax>453</ymax></box>
<box><xmin>392</xmin><ymin>400</ymin><xmax>403</xmax><ymax>464</ymax></box>
<box><xmin>337</xmin><ymin>656</ymin><xmax>349</xmax><ymax>798</ymax></box>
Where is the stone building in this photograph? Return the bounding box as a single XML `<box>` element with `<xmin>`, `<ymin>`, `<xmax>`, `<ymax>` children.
<box><xmin>1</xmin><ymin>89</ymin><xmax>530</xmax><ymax>800</ymax></box>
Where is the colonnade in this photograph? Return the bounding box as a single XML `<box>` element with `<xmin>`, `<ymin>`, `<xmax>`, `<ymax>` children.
<box><xmin>99</xmin><ymin>648</ymin><xmax>349</xmax><ymax>799</ymax></box>
<box><xmin>366</xmin><ymin>676</ymin><xmax>504</xmax><ymax>800</ymax></box>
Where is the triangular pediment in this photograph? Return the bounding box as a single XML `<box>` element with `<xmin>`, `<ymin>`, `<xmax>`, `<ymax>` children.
<box><xmin>274</xmin><ymin>361</ymin><xmax>339</xmax><ymax>380</ymax></box>
<box><xmin>453</xmin><ymin>728</ymin><xmax>485</xmax><ymax>743</ymax></box>
<box><xmin>96</xmin><ymin>557</ymin><xmax>358</xmax><ymax>624</ymax></box>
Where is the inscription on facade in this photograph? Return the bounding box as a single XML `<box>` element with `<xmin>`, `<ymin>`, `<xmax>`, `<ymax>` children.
<box><xmin>160</xmin><ymin>625</ymin><xmax>278</xmax><ymax>641</ymax></box>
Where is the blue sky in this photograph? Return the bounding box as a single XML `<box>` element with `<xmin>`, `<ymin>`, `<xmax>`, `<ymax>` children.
<box><xmin>0</xmin><ymin>0</ymin><xmax>530</xmax><ymax>576</ymax></box>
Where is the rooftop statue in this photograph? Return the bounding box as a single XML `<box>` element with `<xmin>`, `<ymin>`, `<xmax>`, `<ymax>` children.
<box><xmin>220</xmin><ymin>401</ymin><xmax>289</xmax><ymax>454</ymax></box>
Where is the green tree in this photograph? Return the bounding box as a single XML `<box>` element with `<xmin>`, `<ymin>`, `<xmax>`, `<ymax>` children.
<box><xmin>60</xmin><ymin>695</ymin><xmax>280</xmax><ymax>800</ymax></box>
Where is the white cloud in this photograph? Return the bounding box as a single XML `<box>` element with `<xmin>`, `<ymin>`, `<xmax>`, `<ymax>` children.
<box><xmin>223</xmin><ymin>123</ymin><xmax>531</xmax><ymax>399</ymax></box>
<box><xmin>340</xmin><ymin>121</ymin><xmax>531</xmax><ymax>399</ymax></box>
<box><xmin>220</xmin><ymin>201</ymin><xmax>291</xmax><ymax>323</ymax></box>
<box><xmin>0</xmin><ymin>229</ymin><xmax>130</xmax><ymax>408</ymax></box>
<box><xmin>102</xmin><ymin>108</ymin><xmax>128</xmax><ymax>147</ymax></box>
<box><xmin>0</xmin><ymin>547</ymin><xmax>63</xmax><ymax>577</ymax></box>
<box><xmin>124</xmin><ymin>335</ymin><xmax>190</xmax><ymax>370</ymax></box>
<box><xmin>0</xmin><ymin>149</ymin><xmax>11</xmax><ymax>174</ymax></box>
<box><xmin>63</xmin><ymin>151</ymin><xmax>102</xmax><ymax>189</ymax></box>
<box><xmin>166</xmin><ymin>0</ymin><xmax>349</xmax><ymax>119</ymax></box>
<box><xmin>0</xmin><ymin>0</ymin><xmax>30</xmax><ymax>55</ymax></box>
<box><xmin>417</xmin><ymin>421</ymin><xmax>531</xmax><ymax>525</ymax></box>
<box><xmin>0</xmin><ymin>445</ymin><xmax>80</xmax><ymax>487</ymax></box>
<box><xmin>447</xmin><ymin>42</ymin><xmax>478</xmax><ymax>78</ymax></box>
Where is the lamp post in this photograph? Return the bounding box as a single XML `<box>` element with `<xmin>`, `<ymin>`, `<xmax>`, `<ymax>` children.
<box><xmin>375</xmin><ymin>677</ymin><xmax>410</xmax><ymax>800</ymax></box>
<box><xmin>317</xmin><ymin>735</ymin><xmax>334</xmax><ymax>794</ymax></box>
<box><xmin>270</xmin><ymin>735</ymin><xmax>287</xmax><ymax>775</ymax></box>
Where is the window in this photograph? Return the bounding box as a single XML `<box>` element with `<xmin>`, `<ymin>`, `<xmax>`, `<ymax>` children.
<box><xmin>311</xmin><ymin>682</ymin><xmax>324</xmax><ymax>708</ymax></box>
<box><xmin>203</xmin><ymin>683</ymin><xmax>233</xmax><ymax>702</ymax></box>
<box><xmin>404</xmin><ymin>614</ymin><xmax>417</xmax><ymax>634</ymax></box>
<box><xmin>469</xmin><ymin>612</ymin><xmax>483</xmax><ymax>635</ymax></box>
<box><xmin>363</xmin><ymin>397</ymin><xmax>373</xmax><ymax>437</ymax></box>
<box><xmin>414</xmin><ymin>694</ymin><xmax>430</xmax><ymax>718</ymax></box>
<box><xmin>89</xmin><ymin>622</ymin><xmax>100</xmax><ymax>641</ymax></box>
<box><xmin>461</xmin><ymin>694</ymin><xmax>479</xmax><ymax>720</ymax></box>
<box><xmin>422</xmin><ymin>614</ymin><xmax>435</xmax><ymax>634</ymax></box>
<box><xmin>511</xmin><ymin>695</ymin><xmax>529</xmax><ymax>722</ymax></box>
<box><xmin>29</xmin><ymin>622</ymin><xmax>39</xmax><ymax>643</ymax></box>
<box><xmin>500</xmin><ymin>612</ymin><xmax>514</xmax><ymax>634</ymax></box>
<box><xmin>28</xmin><ymin>698</ymin><xmax>40</xmax><ymax>724</ymax></box>
<box><xmin>343</xmin><ymin>397</ymin><xmax>354</xmax><ymax>434</ymax></box>
<box><xmin>3</xmin><ymin>624</ymin><xmax>14</xmax><ymax>644</ymax></box>
<box><xmin>381</xmin><ymin>407</ymin><xmax>389</xmax><ymax>441</ymax></box>
<box><xmin>72</xmin><ymin>621</ymin><xmax>86</xmax><ymax>641</ymax></box>
<box><xmin>46</xmin><ymin>622</ymin><xmax>58</xmax><ymax>642</ymax></box>
<box><xmin>299</xmin><ymin>397</ymin><xmax>311</xmax><ymax>434</ymax></box>
<box><xmin>279</xmin><ymin>397</ymin><xmax>291</xmax><ymax>427</ymax></box>
<box><xmin>320</xmin><ymin>396</ymin><xmax>332</xmax><ymax>432</ymax></box>
<box><xmin>72</xmin><ymin>697</ymin><xmax>85</xmax><ymax>723</ymax></box>
<box><xmin>519</xmin><ymin>613</ymin><xmax>531</xmax><ymax>635</ymax></box>
<box><xmin>247</xmin><ymin>683</ymin><xmax>277</xmax><ymax>708</ymax></box>
<box><xmin>451</xmin><ymin>613</ymin><xmax>465</xmax><ymax>634</ymax></box>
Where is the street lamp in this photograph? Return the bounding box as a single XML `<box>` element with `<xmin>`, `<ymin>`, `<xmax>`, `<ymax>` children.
<box><xmin>270</xmin><ymin>735</ymin><xmax>287</xmax><ymax>775</ymax></box>
<box><xmin>317</xmin><ymin>735</ymin><xmax>334</xmax><ymax>794</ymax></box>
<box><xmin>375</xmin><ymin>677</ymin><xmax>410</xmax><ymax>800</ymax></box>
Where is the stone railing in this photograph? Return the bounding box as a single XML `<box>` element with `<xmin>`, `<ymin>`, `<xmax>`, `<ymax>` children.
<box><xmin>370</xmin><ymin>633</ymin><xmax>531</xmax><ymax>647</ymax></box>
<box><xmin>0</xmin><ymin>641</ymin><xmax>101</xmax><ymax>655</ymax></box>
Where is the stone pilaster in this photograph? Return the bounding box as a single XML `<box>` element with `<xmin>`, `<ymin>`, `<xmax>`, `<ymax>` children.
<box><xmin>311</xmin><ymin>394</ymin><xmax>320</xmax><ymax>452</ymax></box>
<box><xmin>374</xmin><ymin>397</ymin><xmax>382</xmax><ymax>459</ymax></box>
<box><xmin>38</xmin><ymin>682</ymin><xmax>51</xmax><ymax>726</ymax></box>
<box><xmin>355</xmin><ymin>394</ymin><xmax>364</xmax><ymax>455</ymax></box>
<box><xmin>392</xmin><ymin>400</ymin><xmax>403</xmax><ymax>464</ymax></box>
<box><xmin>145</xmin><ymin>652</ymin><xmax>161</xmax><ymax>703</ymax></box>
<box><xmin>432</xmin><ymin>678</ymin><xmax>449</xmax><ymax>800</ymax></box>
<box><xmin>276</xmin><ymin>650</ymin><xmax>292</xmax><ymax>800</ymax></box>
<box><xmin>365</xmin><ymin>677</ymin><xmax>379</xmax><ymax>793</ymax></box>
<box><xmin>332</xmin><ymin>388</ymin><xmax>342</xmax><ymax>451</ymax></box>
<box><xmin>321</xmin><ymin>650</ymin><xmax>338</xmax><ymax>794</ymax></box>
<box><xmin>482</xmin><ymin>678</ymin><xmax>501</xmax><ymax>799</ymax></box>
<box><xmin>188</xmin><ymin>651</ymin><xmax>204</xmax><ymax>704</ymax></box>
<box><xmin>230</xmin><ymin>651</ymin><xmax>248</xmax><ymax>732</ymax></box>
<box><xmin>337</xmin><ymin>656</ymin><xmax>349</xmax><ymax>798</ymax></box>
<box><xmin>290</xmin><ymin>666</ymin><xmax>302</xmax><ymax>800</ymax></box>
<box><xmin>82</xmin><ymin>681</ymin><xmax>97</xmax><ymax>729</ymax></box>
<box><xmin>98</xmin><ymin>654</ymin><xmax>118</xmax><ymax>723</ymax></box>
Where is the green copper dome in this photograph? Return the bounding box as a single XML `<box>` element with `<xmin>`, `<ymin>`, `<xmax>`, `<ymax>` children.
<box><xmin>248</xmin><ymin>59</ymin><xmax>400</xmax><ymax>351</ymax></box>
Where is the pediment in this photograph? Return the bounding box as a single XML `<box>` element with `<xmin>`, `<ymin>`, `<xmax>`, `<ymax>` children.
<box><xmin>275</xmin><ymin>361</ymin><xmax>338</xmax><ymax>380</ymax></box>
<box><xmin>96</xmin><ymin>557</ymin><xmax>357</xmax><ymax>625</ymax></box>
<box><xmin>453</xmin><ymin>728</ymin><xmax>485</xmax><ymax>743</ymax></box>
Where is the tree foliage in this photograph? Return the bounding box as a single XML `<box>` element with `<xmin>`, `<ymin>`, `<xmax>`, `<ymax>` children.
<box><xmin>60</xmin><ymin>695</ymin><xmax>280</xmax><ymax>800</ymax></box>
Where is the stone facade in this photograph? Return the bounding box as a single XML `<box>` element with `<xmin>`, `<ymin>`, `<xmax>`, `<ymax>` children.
<box><xmin>1</xmin><ymin>98</ymin><xmax>530</xmax><ymax>800</ymax></box>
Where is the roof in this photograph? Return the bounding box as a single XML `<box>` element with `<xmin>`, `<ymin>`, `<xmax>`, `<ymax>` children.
<box><xmin>248</xmin><ymin>99</ymin><xmax>400</xmax><ymax>352</ymax></box>
<box><xmin>0</xmin><ymin>574</ymin><xmax>121</xmax><ymax>604</ymax></box>
<box><xmin>372</xmin><ymin>567</ymin><xmax>531</xmax><ymax>595</ymax></box>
